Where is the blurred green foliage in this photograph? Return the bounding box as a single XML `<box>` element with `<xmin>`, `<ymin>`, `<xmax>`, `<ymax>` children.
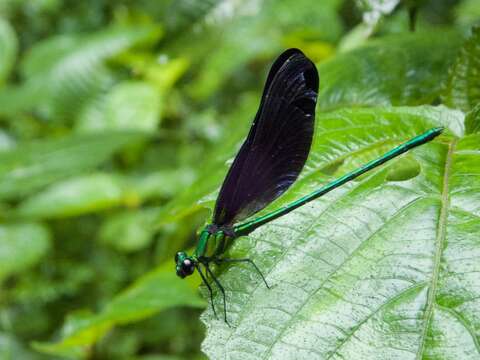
<box><xmin>0</xmin><ymin>0</ymin><xmax>479</xmax><ymax>359</ymax></box>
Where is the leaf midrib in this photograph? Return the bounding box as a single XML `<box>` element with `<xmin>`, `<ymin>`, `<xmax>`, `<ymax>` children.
<box><xmin>221</xmin><ymin>169</ymin><xmax>384</xmax><ymax>356</ymax></box>
<box><xmin>416</xmin><ymin>138</ymin><xmax>456</xmax><ymax>359</ymax></box>
<box><xmin>220</xmin><ymin>136</ymin><xmax>439</xmax><ymax>358</ymax></box>
<box><xmin>260</xmin><ymin>196</ymin><xmax>429</xmax><ymax>360</ymax></box>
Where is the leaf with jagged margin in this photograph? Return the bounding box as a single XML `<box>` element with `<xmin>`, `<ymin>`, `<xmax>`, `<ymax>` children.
<box><xmin>318</xmin><ymin>30</ymin><xmax>464</xmax><ymax>111</ymax></box>
<box><xmin>32</xmin><ymin>263</ymin><xmax>205</xmax><ymax>359</ymax></box>
<box><xmin>0</xmin><ymin>223</ymin><xmax>51</xmax><ymax>282</ymax></box>
<box><xmin>442</xmin><ymin>25</ymin><xmax>480</xmax><ymax>113</ymax></box>
<box><xmin>0</xmin><ymin>131</ymin><xmax>146</xmax><ymax>201</ymax></box>
<box><xmin>0</xmin><ymin>18</ymin><xmax>17</xmax><ymax>85</ymax></box>
<box><xmin>200</xmin><ymin>105</ymin><xmax>480</xmax><ymax>360</ymax></box>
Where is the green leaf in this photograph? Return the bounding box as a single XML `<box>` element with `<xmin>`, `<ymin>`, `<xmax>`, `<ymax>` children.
<box><xmin>154</xmin><ymin>94</ymin><xmax>258</xmax><ymax>226</ymax></box>
<box><xmin>16</xmin><ymin>173</ymin><xmax>126</xmax><ymax>219</ymax></box>
<box><xmin>189</xmin><ymin>0</ymin><xmax>342</xmax><ymax>99</ymax></box>
<box><xmin>20</xmin><ymin>34</ymin><xmax>79</xmax><ymax>79</ymax></box>
<box><xmin>0</xmin><ymin>81</ymin><xmax>47</xmax><ymax>118</ymax></box>
<box><xmin>16</xmin><ymin>168</ymin><xmax>195</xmax><ymax>219</ymax></box>
<box><xmin>0</xmin><ymin>131</ymin><xmax>145</xmax><ymax>200</ymax></box>
<box><xmin>33</xmin><ymin>264</ymin><xmax>205</xmax><ymax>358</ymax></box>
<box><xmin>99</xmin><ymin>208</ymin><xmax>160</xmax><ymax>253</ymax></box>
<box><xmin>318</xmin><ymin>30</ymin><xmax>464</xmax><ymax>110</ymax></box>
<box><xmin>131</xmin><ymin>169</ymin><xmax>196</xmax><ymax>200</ymax></box>
<box><xmin>0</xmin><ymin>129</ymin><xmax>15</xmax><ymax>151</ymax></box>
<box><xmin>0</xmin><ymin>25</ymin><xmax>162</xmax><ymax>120</ymax></box>
<box><xmin>442</xmin><ymin>25</ymin><xmax>480</xmax><ymax>113</ymax></box>
<box><xmin>456</xmin><ymin>0</ymin><xmax>480</xmax><ymax>27</ymax></box>
<box><xmin>465</xmin><ymin>103</ymin><xmax>480</xmax><ymax>134</ymax></box>
<box><xmin>76</xmin><ymin>81</ymin><xmax>162</xmax><ymax>132</ymax></box>
<box><xmin>338</xmin><ymin>23</ymin><xmax>374</xmax><ymax>52</ymax></box>
<box><xmin>0</xmin><ymin>18</ymin><xmax>17</xmax><ymax>85</ymax></box>
<box><xmin>142</xmin><ymin>57</ymin><xmax>189</xmax><ymax>93</ymax></box>
<box><xmin>160</xmin><ymin>104</ymin><xmax>463</xmax><ymax>228</ymax></box>
<box><xmin>200</xmin><ymin>105</ymin><xmax>480</xmax><ymax>359</ymax></box>
<box><xmin>21</xmin><ymin>25</ymin><xmax>162</xmax><ymax>78</ymax></box>
<box><xmin>162</xmin><ymin>0</ymin><xmax>222</xmax><ymax>35</ymax></box>
<box><xmin>0</xmin><ymin>223</ymin><xmax>51</xmax><ymax>281</ymax></box>
<box><xmin>0</xmin><ymin>332</ymin><xmax>45</xmax><ymax>360</ymax></box>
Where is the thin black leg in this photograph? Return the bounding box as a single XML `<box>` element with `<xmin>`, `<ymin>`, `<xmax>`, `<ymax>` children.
<box><xmin>216</xmin><ymin>257</ymin><xmax>270</xmax><ymax>289</ymax></box>
<box><xmin>196</xmin><ymin>265</ymin><xmax>217</xmax><ymax>319</ymax></box>
<box><xmin>204</xmin><ymin>263</ymin><xmax>229</xmax><ymax>326</ymax></box>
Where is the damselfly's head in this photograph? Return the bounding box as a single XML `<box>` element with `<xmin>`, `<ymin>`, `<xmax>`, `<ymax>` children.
<box><xmin>175</xmin><ymin>251</ymin><xmax>196</xmax><ymax>278</ymax></box>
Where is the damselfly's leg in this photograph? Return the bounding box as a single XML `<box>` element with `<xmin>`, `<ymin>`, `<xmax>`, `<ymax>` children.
<box><xmin>204</xmin><ymin>263</ymin><xmax>229</xmax><ymax>326</ymax></box>
<box><xmin>196</xmin><ymin>264</ymin><xmax>217</xmax><ymax>320</ymax></box>
<box><xmin>215</xmin><ymin>257</ymin><xmax>270</xmax><ymax>289</ymax></box>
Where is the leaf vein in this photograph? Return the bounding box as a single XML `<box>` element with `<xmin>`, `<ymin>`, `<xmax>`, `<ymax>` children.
<box><xmin>415</xmin><ymin>139</ymin><xmax>456</xmax><ymax>359</ymax></box>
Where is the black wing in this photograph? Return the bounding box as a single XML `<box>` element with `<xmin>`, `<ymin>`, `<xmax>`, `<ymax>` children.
<box><xmin>213</xmin><ymin>48</ymin><xmax>319</xmax><ymax>226</ymax></box>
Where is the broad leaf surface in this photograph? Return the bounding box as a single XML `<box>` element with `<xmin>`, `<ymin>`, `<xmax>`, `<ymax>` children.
<box><xmin>201</xmin><ymin>105</ymin><xmax>480</xmax><ymax>360</ymax></box>
<box><xmin>1</xmin><ymin>2</ymin><xmax>477</xmax><ymax>360</ymax></box>
<box><xmin>158</xmin><ymin>104</ymin><xmax>463</xmax><ymax>228</ymax></box>
<box><xmin>318</xmin><ymin>31</ymin><xmax>464</xmax><ymax>111</ymax></box>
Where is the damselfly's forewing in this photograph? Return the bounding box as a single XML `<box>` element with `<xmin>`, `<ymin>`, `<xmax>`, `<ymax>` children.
<box><xmin>213</xmin><ymin>49</ymin><xmax>319</xmax><ymax>226</ymax></box>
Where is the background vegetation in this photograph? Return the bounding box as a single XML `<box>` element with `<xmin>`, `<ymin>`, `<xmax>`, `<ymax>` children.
<box><xmin>0</xmin><ymin>0</ymin><xmax>479</xmax><ymax>359</ymax></box>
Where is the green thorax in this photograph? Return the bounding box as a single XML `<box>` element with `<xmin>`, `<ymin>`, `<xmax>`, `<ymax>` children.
<box><xmin>194</xmin><ymin>226</ymin><xmax>229</xmax><ymax>258</ymax></box>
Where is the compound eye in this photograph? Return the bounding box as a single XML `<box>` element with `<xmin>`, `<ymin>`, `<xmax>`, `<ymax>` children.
<box><xmin>183</xmin><ymin>259</ymin><xmax>195</xmax><ymax>275</ymax></box>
